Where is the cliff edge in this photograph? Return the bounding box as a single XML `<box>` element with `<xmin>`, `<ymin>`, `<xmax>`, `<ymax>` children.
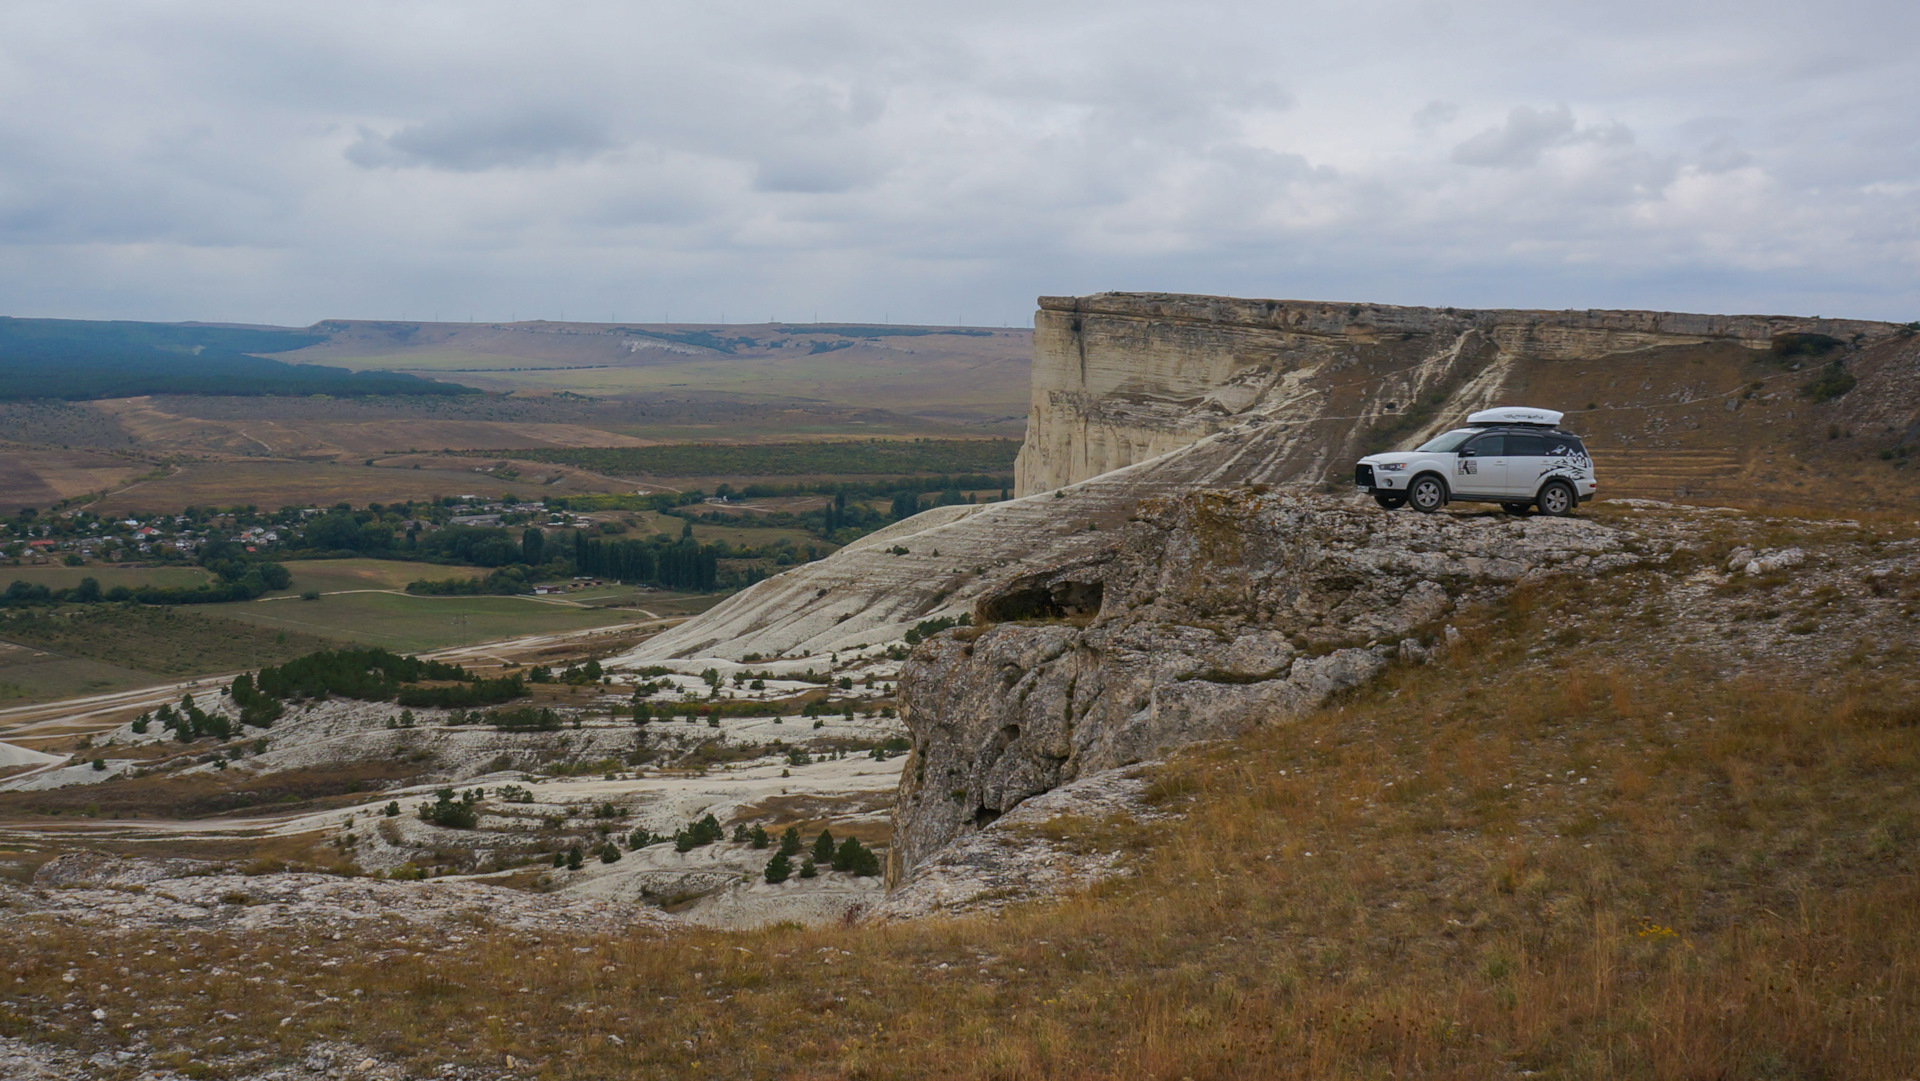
<box><xmin>886</xmin><ymin>489</ymin><xmax>1661</xmax><ymax>886</ymax></box>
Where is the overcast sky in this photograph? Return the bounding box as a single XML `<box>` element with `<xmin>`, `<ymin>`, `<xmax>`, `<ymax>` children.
<box><xmin>2</xmin><ymin>0</ymin><xmax>1916</xmax><ymax>327</ymax></box>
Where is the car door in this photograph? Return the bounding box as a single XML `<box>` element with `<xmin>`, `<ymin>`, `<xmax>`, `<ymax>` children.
<box><xmin>1504</xmin><ymin>433</ymin><xmax>1548</xmax><ymax>498</ymax></box>
<box><xmin>1453</xmin><ymin>433</ymin><xmax>1507</xmax><ymax>497</ymax></box>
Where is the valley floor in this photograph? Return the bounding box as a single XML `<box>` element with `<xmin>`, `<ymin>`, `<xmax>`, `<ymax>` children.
<box><xmin>0</xmin><ymin>498</ymin><xmax>1915</xmax><ymax>1078</ymax></box>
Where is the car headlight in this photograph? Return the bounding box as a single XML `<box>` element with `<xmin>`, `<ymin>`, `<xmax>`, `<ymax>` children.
<box><xmin>1373</xmin><ymin>462</ymin><xmax>1408</xmax><ymax>472</ymax></box>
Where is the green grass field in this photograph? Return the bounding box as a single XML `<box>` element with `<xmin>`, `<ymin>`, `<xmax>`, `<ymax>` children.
<box><xmin>610</xmin><ymin>510</ymin><xmax>829</xmax><ymax>553</ymax></box>
<box><xmin>0</xmin><ymin>648</ymin><xmax>156</xmax><ymax>703</ymax></box>
<box><xmin>200</xmin><ymin>591</ymin><xmax>644</xmax><ymax>652</ymax></box>
<box><xmin>278</xmin><ymin>558</ymin><xmax>483</xmax><ymax>595</ymax></box>
<box><xmin>1</xmin><ymin>564</ymin><xmax>213</xmax><ymax>591</ymax></box>
<box><xmin>0</xmin><ymin>607</ymin><xmax>343</xmax><ymax>697</ymax></box>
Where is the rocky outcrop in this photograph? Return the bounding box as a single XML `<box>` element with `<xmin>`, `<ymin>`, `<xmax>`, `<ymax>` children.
<box><xmin>887</xmin><ymin>489</ymin><xmax>1652</xmax><ymax>886</ymax></box>
<box><xmin>620</xmin><ymin>290</ymin><xmax>1919</xmax><ymax>669</ymax></box>
<box><xmin>1015</xmin><ymin>292</ymin><xmax>1909</xmax><ymax>495</ymax></box>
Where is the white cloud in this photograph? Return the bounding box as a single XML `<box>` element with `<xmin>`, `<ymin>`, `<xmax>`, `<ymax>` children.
<box><xmin>0</xmin><ymin>0</ymin><xmax>1915</xmax><ymax>326</ymax></box>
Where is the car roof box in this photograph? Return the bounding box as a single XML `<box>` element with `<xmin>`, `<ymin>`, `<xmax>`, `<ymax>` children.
<box><xmin>1466</xmin><ymin>406</ymin><xmax>1563</xmax><ymax>428</ymax></box>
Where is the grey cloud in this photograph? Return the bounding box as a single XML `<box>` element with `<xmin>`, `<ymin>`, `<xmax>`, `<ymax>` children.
<box><xmin>1451</xmin><ymin>104</ymin><xmax>1577</xmax><ymax>167</ymax></box>
<box><xmin>346</xmin><ymin>113</ymin><xmax>614</xmax><ymax>172</ymax></box>
<box><xmin>1413</xmin><ymin>101</ymin><xmax>1459</xmax><ymax>131</ymax></box>
<box><xmin>1</xmin><ymin>0</ymin><xmax>1917</xmax><ymax>326</ymax></box>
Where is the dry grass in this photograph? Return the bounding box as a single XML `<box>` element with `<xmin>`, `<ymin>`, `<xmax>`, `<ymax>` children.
<box><xmin>3</xmin><ymin>577</ymin><xmax>1917</xmax><ymax>1078</ymax></box>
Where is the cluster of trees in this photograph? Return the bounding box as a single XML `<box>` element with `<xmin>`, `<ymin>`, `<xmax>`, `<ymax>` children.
<box><xmin>764</xmin><ymin>826</ymin><xmax>880</xmax><ymax>882</ymax></box>
<box><xmin>1</xmin><ymin>563</ymin><xmax>292</xmax><ymax>610</ymax></box>
<box><xmin>0</xmin><ymin>316</ymin><xmax>472</xmax><ymax>401</ymax></box>
<box><xmin>481</xmin><ymin>706</ymin><xmax>562</xmax><ymax>732</ymax></box>
<box><xmin>510</xmin><ymin>438</ymin><xmax>1020</xmax><ymax>479</ymax></box>
<box><xmin>234</xmin><ymin>647</ymin><xmax>526</xmax><ymax>714</ymax></box>
<box><xmin>529</xmin><ymin>658</ymin><xmax>602</xmax><ymax>685</ymax></box>
<box><xmin>404</xmin><ymin>569</ymin><xmax>533</xmax><ymax>595</ymax></box>
<box><xmin>570</xmin><ymin>531</ymin><xmax>721</xmax><ymax>591</ymax></box>
<box><xmin>418</xmin><ymin>787</ymin><xmax>482</xmax><ymax>829</ymax></box>
<box><xmin>903</xmin><ymin>613</ymin><xmax>971</xmax><ymax>645</ymax></box>
<box><xmin>131</xmin><ymin>695</ymin><xmax>245</xmax><ymax>742</ymax></box>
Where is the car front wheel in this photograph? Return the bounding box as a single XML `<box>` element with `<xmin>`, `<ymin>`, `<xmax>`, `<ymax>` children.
<box><xmin>1373</xmin><ymin>492</ymin><xmax>1408</xmax><ymax>509</ymax></box>
<box><xmin>1536</xmin><ymin>480</ymin><xmax>1575</xmax><ymax>517</ymax></box>
<box><xmin>1408</xmin><ymin>475</ymin><xmax>1446</xmax><ymax>513</ymax></box>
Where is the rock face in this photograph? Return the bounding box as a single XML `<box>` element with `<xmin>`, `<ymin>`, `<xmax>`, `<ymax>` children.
<box><xmin>887</xmin><ymin>489</ymin><xmax>1649</xmax><ymax>885</ymax></box>
<box><xmin>621</xmin><ymin>290</ymin><xmax>1919</xmax><ymax>669</ymax></box>
<box><xmin>1015</xmin><ymin>292</ymin><xmax>1912</xmax><ymax>496</ymax></box>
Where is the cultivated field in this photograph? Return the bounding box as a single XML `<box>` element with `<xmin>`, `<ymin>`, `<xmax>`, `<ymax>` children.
<box><xmin>84</xmin><ymin>459</ymin><xmax>631</xmax><ymax>516</ymax></box>
<box><xmin>0</xmin><ymin>564</ymin><xmax>213</xmax><ymax>591</ymax></box>
<box><xmin>195</xmin><ymin>591</ymin><xmax>653</xmax><ymax>652</ymax></box>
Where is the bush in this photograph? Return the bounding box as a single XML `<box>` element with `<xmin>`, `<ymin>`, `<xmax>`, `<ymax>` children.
<box><xmin>1801</xmin><ymin>361</ymin><xmax>1857</xmax><ymax>403</ymax></box>
<box><xmin>566</xmin><ymin>846</ymin><xmax>584</xmax><ymax>871</ymax></box>
<box><xmin>627</xmin><ymin>828</ymin><xmax>661</xmax><ymax>849</ymax></box>
<box><xmin>673</xmin><ymin>813</ymin><xmax>724</xmax><ymax>852</ymax></box>
<box><xmin>764</xmin><ymin>850</ymin><xmax>792</xmax><ymax>883</ymax></box>
<box><xmin>598</xmin><ymin>842</ymin><xmax>622</xmax><ymax>864</ymax></box>
<box><xmin>831</xmin><ymin>836</ymin><xmax>881</xmax><ymax>876</ymax></box>
<box><xmin>418</xmin><ymin>788</ymin><xmax>481</xmax><ymax>829</ymax></box>
<box><xmin>799</xmin><ymin>858</ymin><xmax>818</xmax><ymax>879</ymax></box>
<box><xmin>383</xmin><ymin>801</ymin><xmax>400</xmax><ymax>817</ymax></box>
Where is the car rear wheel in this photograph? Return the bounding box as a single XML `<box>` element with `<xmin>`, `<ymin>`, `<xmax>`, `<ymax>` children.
<box><xmin>1500</xmin><ymin>502</ymin><xmax>1531</xmax><ymax>516</ymax></box>
<box><xmin>1373</xmin><ymin>492</ymin><xmax>1408</xmax><ymax>510</ymax></box>
<box><xmin>1536</xmin><ymin>480</ymin><xmax>1575</xmax><ymax>517</ymax></box>
<box><xmin>1408</xmin><ymin>475</ymin><xmax>1447</xmax><ymax>513</ymax></box>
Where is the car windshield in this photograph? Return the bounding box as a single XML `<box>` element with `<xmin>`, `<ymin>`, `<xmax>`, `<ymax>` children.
<box><xmin>1415</xmin><ymin>429</ymin><xmax>1476</xmax><ymax>453</ymax></box>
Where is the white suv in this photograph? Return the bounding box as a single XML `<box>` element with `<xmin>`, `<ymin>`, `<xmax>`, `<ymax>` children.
<box><xmin>1354</xmin><ymin>407</ymin><xmax>1597</xmax><ymax>516</ymax></box>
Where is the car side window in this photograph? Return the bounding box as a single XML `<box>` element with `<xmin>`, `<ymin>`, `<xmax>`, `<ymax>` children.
<box><xmin>1463</xmin><ymin>434</ymin><xmax>1504</xmax><ymax>456</ymax></box>
<box><xmin>1545</xmin><ymin>437</ymin><xmax>1585</xmax><ymax>458</ymax></box>
<box><xmin>1507</xmin><ymin>434</ymin><xmax>1548</xmax><ymax>456</ymax></box>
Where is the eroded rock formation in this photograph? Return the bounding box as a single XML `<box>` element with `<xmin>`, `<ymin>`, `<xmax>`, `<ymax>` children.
<box><xmin>1015</xmin><ymin>292</ymin><xmax>1905</xmax><ymax>495</ymax></box>
<box><xmin>619</xmin><ymin>291</ymin><xmax>1918</xmax><ymax>669</ymax></box>
<box><xmin>887</xmin><ymin>489</ymin><xmax>1654</xmax><ymax>885</ymax></box>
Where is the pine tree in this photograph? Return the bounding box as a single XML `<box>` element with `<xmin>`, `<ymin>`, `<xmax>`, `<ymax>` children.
<box><xmin>566</xmin><ymin>846</ymin><xmax>584</xmax><ymax>870</ymax></box>
<box><xmin>778</xmin><ymin>826</ymin><xmax>802</xmax><ymax>857</ymax></box>
<box><xmin>764</xmin><ymin>850</ymin><xmax>792</xmax><ymax>883</ymax></box>
<box><xmin>599</xmin><ymin>842</ymin><xmax>622</xmax><ymax>864</ymax></box>
<box><xmin>749</xmin><ymin>824</ymin><xmax>769</xmax><ymax>849</ymax></box>
<box><xmin>813</xmin><ymin>828</ymin><xmax>835</xmax><ymax>863</ymax></box>
<box><xmin>799</xmin><ymin>858</ymin><xmax>817</xmax><ymax>879</ymax></box>
<box><xmin>553</xmin><ymin>849</ymin><xmax>566</xmax><ymax>867</ymax></box>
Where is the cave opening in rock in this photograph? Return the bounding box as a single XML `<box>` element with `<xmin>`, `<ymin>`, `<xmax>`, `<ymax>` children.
<box><xmin>979</xmin><ymin>580</ymin><xmax>1104</xmax><ymax>623</ymax></box>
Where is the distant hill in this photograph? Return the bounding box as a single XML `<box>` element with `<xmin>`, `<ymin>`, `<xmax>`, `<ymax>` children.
<box><xmin>0</xmin><ymin>317</ymin><xmax>477</xmax><ymax>400</ymax></box>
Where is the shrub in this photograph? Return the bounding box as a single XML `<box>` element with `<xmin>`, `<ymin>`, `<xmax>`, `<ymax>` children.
<box><xmin>673</xmin><ymin>813</ymin><xmax>724</xmax><ymax>852</ymax></box>
<box><xmin>383</xmin><ymin>801</ymin><xmax>400</xmax><ymax>817</ymax></box>
<box><xmin>418</xmin><ymin>788</ymin><xmax>481</xmax><ymax>829</ymax></box>
<box><xmin>764</xmin><ymin>850</ymin><xmax>792</xmax><ymax>884</ymax></box>
<box><xmin>799</xmin><ymin>858</ymin><xmax>818</xmax><ymax>879</ymax></box>
<box><xmin>831</xmin><ymin>836</ymin><xmax>881</xmax><ymax>876</ymax></box>
<box><xmin>565</xmin><ymin>846</ymin><xmax>584</xmax><ymax>871</ymax></box>
<box><xmin>1801</xmin><ymin>362</ymin><xmax>1857</xmax><ymax>403</ymax></box>
<box><xmin>598</xmin><ymin>842</ymin><xmax>622</xmax><ymax>864</ymax></box>
<box><xmin>627</xmin><ymin>828</ymin><xmax>660</xmax><ymax>849</ymax></box>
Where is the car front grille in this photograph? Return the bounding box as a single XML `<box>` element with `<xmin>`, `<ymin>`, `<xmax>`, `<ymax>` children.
<box><xmin>1354</xmin><ymin>464</ymin><xmax>1375</xmax><ymax>488</ymax></box>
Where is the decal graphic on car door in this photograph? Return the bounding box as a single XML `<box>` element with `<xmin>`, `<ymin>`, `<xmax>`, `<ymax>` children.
<box><xmin>1506</xmin><ymin>434</ymin><xmax>1548</xmax><ymax>498</ymax></box>
<box><xmin>1456</xmin><ymin>434</ymin><xmax>1506</xmax><ymax>496</ymax></box>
